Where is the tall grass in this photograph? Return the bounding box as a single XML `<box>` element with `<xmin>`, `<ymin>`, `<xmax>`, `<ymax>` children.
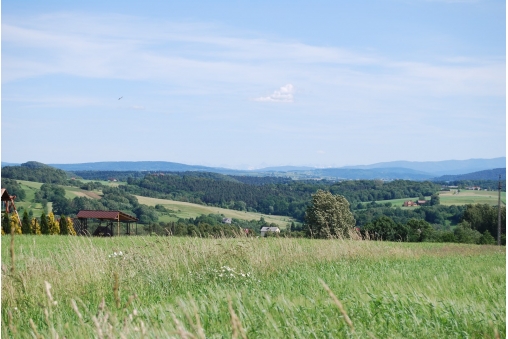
<box><xmin>2</xmin><ymin>235</ymin><xmax>505</xmax><ymax>338</ymax></box>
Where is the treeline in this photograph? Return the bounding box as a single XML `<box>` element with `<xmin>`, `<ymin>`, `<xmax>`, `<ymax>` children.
<box><xmin>121</xmin><ymin>173</ymin><xmax>441</xmax><ymax>220</ymax></box>
<box><xmin>435</xmin><ymin>179</ymin><xmax>506</xmax><ymax>191</ymax></box>
<box><xmin>2</xmin><ymin>211</ymin><xmax>76</xmax><ymax>235</ymax></box>
<box><xmin>355</xmin><ymin>204</ymin><xmax>465</xmax><ymax>227</ymax></box>
<box><xmin>361</xmin><ymin>203</ymin><xmax>505</xmax><ymax>245</ymax></box>
<box><xmin>145</xmin><ymin>214</ymin><xmax>282</xmax><ymax>237</ymax></box>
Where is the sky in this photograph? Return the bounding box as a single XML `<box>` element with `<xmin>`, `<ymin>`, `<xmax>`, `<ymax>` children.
<box><xmin>1</xmin><ymin>0</ymin><xmax>506</xmax><ymax>169</ymax></box>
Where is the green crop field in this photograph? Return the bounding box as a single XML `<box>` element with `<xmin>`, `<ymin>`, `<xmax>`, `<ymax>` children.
<box><xmin>362</xmin><ymin>189</ymin><xmax>506</xmax><ymax>210</ymax></box>
<box><xmin>1</xmin><ymin>235</ymin><xmax>505</xmax><ymax>338</ymax></box>
<box><xmin>439</xmin><ymin>189</ymin><xmax>506</xmax><ymax>206</ymax></box>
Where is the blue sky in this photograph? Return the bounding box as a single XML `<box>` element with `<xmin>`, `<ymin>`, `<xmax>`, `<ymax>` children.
<box><xmin>2</xmin><ymin>0</ymin><xmax>505</xmax><ymax>169</ymax></box>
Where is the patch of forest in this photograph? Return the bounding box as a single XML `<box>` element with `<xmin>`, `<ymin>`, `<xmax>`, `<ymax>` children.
<box><xmin>120</xmin><ymin>173</ymin><xmax>440</xmax><ymax>220</ymax></box>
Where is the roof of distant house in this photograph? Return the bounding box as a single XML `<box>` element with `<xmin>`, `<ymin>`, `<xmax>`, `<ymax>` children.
<box><xmin>260</xmin><ymin>227</ymin><xmax>280</xmax><ymax>232</ymax></box>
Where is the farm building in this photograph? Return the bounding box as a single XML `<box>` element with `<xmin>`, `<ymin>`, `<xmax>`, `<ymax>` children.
<box><xmin>222</xmin><ymin>218</ymin><xmax>232</xmax><ymax>224</ymax></box>
<box><xmin>74</xmin><ymin>210</ymin><xmax>138</xmax><ymax>236</ymax></box>
<box><xmin>403</xmin><ymin>201</ymin><xmax>417</xmax><ymax>207</ymax></box>
<box><xmin>260</xmin><ymin>226</ymin><xmax>280</xmax><ymax>237</ymax></box>
<box><xmin>417</xmin><ymin>200</ymin><xmax>427</xmax><ymax>205</ymax></box>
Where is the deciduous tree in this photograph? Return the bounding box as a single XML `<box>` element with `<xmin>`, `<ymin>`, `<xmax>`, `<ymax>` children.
<box><xmin>305</xmin><ymin>190</ymin><xmax>355</xmax><ymax>238</ymax></box>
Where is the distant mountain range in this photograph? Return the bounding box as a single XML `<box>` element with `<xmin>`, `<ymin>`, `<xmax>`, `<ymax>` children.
<box><xmin>433</xmin><ymin>168</ymin><xmax>506</xmax><ymax>181</ymax></box>
<box><xmin>340</xmin><ymin>157</ymin><xmax>506</xmax><ymax>176</ymax></box>
<box><xmin>1</xmin><ymin>157</ymin><xmax>505</xmax><ymax>181</ymax></box>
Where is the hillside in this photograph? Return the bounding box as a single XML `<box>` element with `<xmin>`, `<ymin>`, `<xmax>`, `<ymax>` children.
<box><xmin>2</xmin><ymin>157</ymin><xmax>504</xmax><ymax>180</ymax></box>
<box><xmin>12</xmin><ymin>180</ymin><xmax>295</xmax><ymax>227</ymax></box>
<box><xmin>433</xmin><ymin>168</ymin><xmax>506</xmax><ymax>181</ymax></box>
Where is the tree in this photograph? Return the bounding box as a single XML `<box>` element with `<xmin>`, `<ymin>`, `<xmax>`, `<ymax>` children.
<box><xmin>406</xmin><ymin>218</ymin><xmax>434</xmax><ymax>242</ymax></box>
<box><xmin>22</xmin><ymin>210</ymin><xmax>31</xmax><ymax>234</ymax></box>
<box><xmin>305</xmin><ymin>190</ymin><xmax>356</xmax><ymax>238</ymax></box>
<box><xmin>462</xmin><ymin>204</ymin><xmax>505</xmax><ymax>237</ymax></box>
<box><xmin>48</xmin><ymin>212</ymin><xmax>60</xmax><ymax>235</ymax></box>
<box><xmin>67</xmin><ymin>217</ymin><xmax>77</xmax><ymax>236</ymax></box>
<box><xmin>454</xmin><ymin>221</ymin><xmax>481</xmax><ymax>244</ymax></box>
<box><xmin>10</xmin><ymin>213</ymin><xmax>22</xmax><ymax>234</ymax></box>
<box><xmin>31</xmin><ymin>218</ymin><xmax>41</xmax><ymax>235</ymax></box>
<box><xmin>362</xmin><ymin>216</ymin><xmax>408</xmax><ymax>241</ymax></box>
<box><xmin>59</xmin><ymin>215</ymin><xmax>69</xmax><ymax>235</ymax></box>
<box><xmin>478</xmin><ymin>230</ymin><xmax>496</xmax><ymax>245</ymax></box>
<box><xmin>2</xmin><ymin>213</ymin><xmax>11</xmax><ymax>234</ymax></box>
<box><xmin>40</xmin><ymin>212</ymin><xmax>49</xmax><ymax>235</ymax></box>
<box><xmin>430</xmin><ymin>194</ymin><xmax>440</xmax><ymax>206</ymax></box>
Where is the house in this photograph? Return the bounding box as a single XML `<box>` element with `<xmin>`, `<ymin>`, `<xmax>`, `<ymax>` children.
<box><xmin>260</xmin><ymin>226</ymin><xmax>280</xmax><ymax>237</ymax></box>
<box><xmin>417</xmin><ymin>200</ymin><xmax>427</xmax><ymax>205</ymax></box>
<box><xmin>222</xmin><ymin>218</ymin><xmax>232</xmax><ymax>224</ymax></box>
<box><xmin>403</xmin><ymin>201</ymin><xmax>416</xmax><ymax>207</ymax></box>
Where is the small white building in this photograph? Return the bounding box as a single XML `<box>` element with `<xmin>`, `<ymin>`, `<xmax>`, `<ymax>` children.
<box><xmin>260</xmin><ymin>227</ymin><xmax>280</xmax><ymax>237</ymax></box>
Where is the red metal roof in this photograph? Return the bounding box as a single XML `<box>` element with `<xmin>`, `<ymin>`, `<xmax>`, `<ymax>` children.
<box><xmin>76</xmin><ymin>210</ymin><xmax>138</xmax><ymax>222</ymax></box>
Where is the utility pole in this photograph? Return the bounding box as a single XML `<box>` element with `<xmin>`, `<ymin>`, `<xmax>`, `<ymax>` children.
<box><xmin>497</xmin><ymin>174</ymin><xmax>502</xmax><ymax>246</ymax></box>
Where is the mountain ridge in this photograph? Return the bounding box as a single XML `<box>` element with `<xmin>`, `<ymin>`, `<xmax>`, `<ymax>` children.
<box><xmin>1</xmin><ymin>157</ymin><xmax>505</xmax><ymax>181</ymax></box>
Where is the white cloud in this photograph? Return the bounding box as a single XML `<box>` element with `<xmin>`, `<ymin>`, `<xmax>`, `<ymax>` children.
<box><xmin>1</xmin><ymin>12</ymin><xmax>504</xmax><ymax>111</ymax></box>
<box><xmin>254</xmin><ymin>84</ymin><xmax>295</xmax><ymax>103</ymax></box>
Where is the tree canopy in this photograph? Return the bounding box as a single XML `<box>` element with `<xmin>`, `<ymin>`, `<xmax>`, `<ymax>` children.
<box><xmin>304</xmin><ymin>190</ymin><xmax>356</xmax><ymax>238</ymax></box>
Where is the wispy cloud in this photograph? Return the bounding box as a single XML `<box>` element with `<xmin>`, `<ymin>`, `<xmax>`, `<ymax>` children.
<box><xmin>1</xmin><ymin>12</ymin><xmax>504</xmax><ymax>110</ymax></box>
<box><xmin>254</xmin><ymin>84</ymin><xmax>295</xmax><ymax>103</ymax></box>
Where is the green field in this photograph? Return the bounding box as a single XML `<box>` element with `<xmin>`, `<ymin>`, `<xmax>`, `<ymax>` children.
<box><xmin>439</xmin><ymin>189</ymin><xmax>506</xmax><ymax>206</ymax></box>
<box><xmin>1</xmin><ymin>236</ymin><xmax>505</xmax><ymax>338</ymax></box>
<box><xmin>14</xmin><ymin>181</ymin><xmax>46</xmax><ymax>217</ymax></box>
<box><xmin>135</xmin><ymin>195</ymin><xmax>296</xmax><ymax>228</ymax></box>
<box><xmin>367</xmin><ymin>189</ymin><xmax>506</xmax><ymax>209</ymax></box>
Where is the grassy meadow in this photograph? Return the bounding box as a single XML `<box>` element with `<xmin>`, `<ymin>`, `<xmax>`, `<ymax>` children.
<box><xmin>368</xmin><ymin>190</ymin><xmax>506</xmax><ymax>210</ymax></box>
<box><xmin>439</xmin><ymin>190</ymin><xmax>506</xmax><ymax>206</ymax></box>
<box><xmin>1</xmin><ymin>235</ymin><xmax>505</xmax><ymax>338</ymax></box>
<box><xmin>136</xmin><ymin>195</ymin><xmax>295</xmax><ymax>227</ymax></box>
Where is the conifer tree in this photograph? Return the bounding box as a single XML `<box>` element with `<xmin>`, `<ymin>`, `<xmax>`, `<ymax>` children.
<box><xmin>48</xmin><ymin>212</ymin><xmax>60</xmax><ymax>235</ymax></box>
<box><xmin>2</xmin><ymin>213</ymin><xmax>11</xmax><ymax>235</ymax></box>
<box><xmin>59</xmin><ymin>215</ymin><xmax>68</xmax><ymax>235</ymax></box>
<box><xmin>31</xmin><ymin>218</ymin><xmax>41</xmax><ymax>235</ymax></box>
<box><xmin>67</xmin><ymin>217</ymin><xmax>77</xmax><ymax>236</ymax></box>
<box><xmin>22</xmin><ymin>210</ymin><xmax>31</xmax><ymax>234</ymax></box>
<box><xmin>11</xmin><ymin>214</ymin><xmax>22</xmax><ymax>234</ymax></box>
<box><xmin>40</xmin><ymin>212</ymin><xmax>49</xmax><ymax>235</ymax></box>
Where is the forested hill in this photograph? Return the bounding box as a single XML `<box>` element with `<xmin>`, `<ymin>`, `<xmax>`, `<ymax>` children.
<box><xmin>433</xmin><ymin>168</ymin><xmax>506</xmax><ymax>181</ymax></box>
<box><xmin>2</xmin><ymin>162</ymin><xmax>73</xmax><ymax>184</ymax></box>
<box><xmin>121</xmin><ymin>173</ymin><xmax>440</xmax><ymax>220</ymax></box>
